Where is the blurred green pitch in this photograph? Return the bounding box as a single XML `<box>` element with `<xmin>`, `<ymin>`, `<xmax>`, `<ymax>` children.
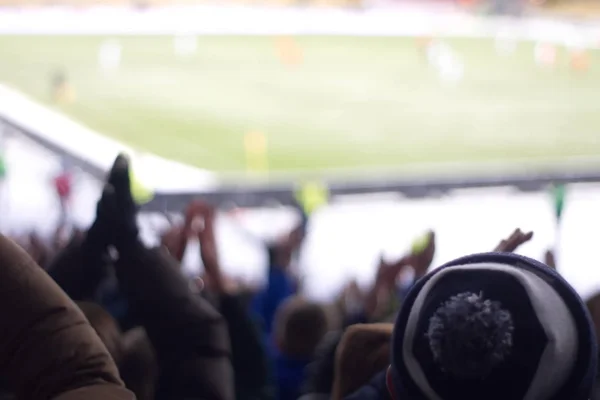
<box><xmin>0</xmin><ymin>35</ymin><xmax>599</xmax><ymax>174</ymax></box>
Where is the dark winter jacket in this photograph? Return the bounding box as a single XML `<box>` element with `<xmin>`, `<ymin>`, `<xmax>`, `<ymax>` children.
<box><xmin>301</xmin><ymin>331</ymin><xmax>344</xmax><ymax>398</ymax></box>
<box><xmin>0</xmin><ymin>234</ymin><xmax>133</xmax><ymax>399</ymax></box>
<box><xmin>115</xmin><ymin>242</ymin><xmax>234</xmax><ymax>400</ymax></box>
<box><xmin>219</xmin><ymin>292</ymin><xmax>273</xmax><ymax>400</ymax></box>
<box><xmin>47</xmin><ymin>233</ymin><xmax>109</xmax><ymax>302</ymax></box>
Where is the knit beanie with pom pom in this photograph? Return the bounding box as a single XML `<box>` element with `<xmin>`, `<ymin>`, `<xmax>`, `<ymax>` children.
<box><xmin>389</xmin><ymin>252</ymin><xmax>596</xmax><ymax>400</ymax></box>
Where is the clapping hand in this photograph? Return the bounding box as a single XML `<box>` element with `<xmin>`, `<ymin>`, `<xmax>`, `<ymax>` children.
<box><xmin>191</xmin><ymin>201</ymin><xmax>231</xmax><ymax>294</ymax></box>
<box><xmin>93</xmin><ymin>154</ymin><xmax>140</xmax><ymax>253</ymax></box>
<box><xmin>409</xmin><ymin>230</ymin><xmax>436</xmax><ymax>279</ymax></box>
<box><xmin>494</xmin><ymin>228</ymin><xmax>533</xmax><ymax>253</ymax></box>
<box><xmin>544</xmin><ymin>249</ymin><xmax>557</xmax><ymax>270</ymax></box>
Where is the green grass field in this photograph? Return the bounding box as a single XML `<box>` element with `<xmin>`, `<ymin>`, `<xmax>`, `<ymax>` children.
<box><xmin>1</xmin><ymin>35</ymin><xmax>599</xmax><ymax>174</ymax></box>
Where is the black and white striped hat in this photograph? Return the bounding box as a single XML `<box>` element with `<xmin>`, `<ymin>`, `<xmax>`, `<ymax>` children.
<box><xmin>390</xmin><ymin>252</ymin><xmax>597</xmax><ymax>400</ymax></box>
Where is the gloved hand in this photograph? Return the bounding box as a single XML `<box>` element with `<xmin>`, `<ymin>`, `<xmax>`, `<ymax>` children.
<box><xmin>85</xmin><ymin>185</ymin><xmax>115</xmax><ymax>254</ymax></box>
<box><xmin>92</xmin><ymin>154</ymin><xmax>140</xmax><ymax>253</ymax></box>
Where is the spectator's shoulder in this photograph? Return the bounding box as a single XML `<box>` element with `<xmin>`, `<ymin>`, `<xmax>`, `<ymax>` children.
<box><xmin>343</xmin><ymin>371</ymin><xmax>390</xmax><ymax>400</ymax></box>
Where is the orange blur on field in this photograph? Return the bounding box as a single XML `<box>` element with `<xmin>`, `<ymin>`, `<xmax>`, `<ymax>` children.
<box><xmin>275</xmin><ymin>36</ymin><xmax>304</xmax><ymax>67</ymax></box>
<box><xmin>570</xmin><ymin>50</ymin><xmax>590</xmax><ymax>72</ymax></box>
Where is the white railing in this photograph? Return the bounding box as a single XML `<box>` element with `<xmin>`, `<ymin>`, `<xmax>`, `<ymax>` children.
<box><xmin>0</xmin><ymin>84</ymin><xmax>219</xmax><ymax>192</ymax></box>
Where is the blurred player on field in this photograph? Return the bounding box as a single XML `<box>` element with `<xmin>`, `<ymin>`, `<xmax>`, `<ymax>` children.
<box><xmin>51</xmin><ymin>69</ymin><xmax>76</xmax><ymax>104</ymax></box>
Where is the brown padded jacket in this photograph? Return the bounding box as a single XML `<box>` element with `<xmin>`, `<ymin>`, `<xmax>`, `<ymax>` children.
<box><xmin>0</xmin><ymin>234</ymin><xmax>134</xmax><ymax>400</ymax></box>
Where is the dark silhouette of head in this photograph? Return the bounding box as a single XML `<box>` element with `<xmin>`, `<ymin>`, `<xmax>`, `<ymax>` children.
<box><xmin>274</xmin><ymin>296</ymin><xmax>329</xmax><ymax>359</ymax></box>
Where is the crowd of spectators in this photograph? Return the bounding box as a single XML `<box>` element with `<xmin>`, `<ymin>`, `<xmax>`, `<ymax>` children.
<box><xmin>0</xmin><ymin>153</ymin><xmax>598</xmax><ymax>400</ymax></box>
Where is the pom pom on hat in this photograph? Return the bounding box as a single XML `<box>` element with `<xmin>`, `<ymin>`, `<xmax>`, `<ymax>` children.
<box><xmin>426</xmin><ymin>292</ymin><xmax>514</xmax><ymax>380</ymax></box>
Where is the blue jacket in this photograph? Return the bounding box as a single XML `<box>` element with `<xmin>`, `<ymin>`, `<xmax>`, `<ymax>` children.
<box><xmin>252</xmin><ymin>264</ymin><xmax>299</xmax><ymax>400</ymax></box>
<box><xmin>270</xmin><ymin>344</ymin><xmax>310</xmax><ymax>400</ymax></box>
<box><xmin>252</xmin><ymin>265</ymin><xmax>297</xmax><ymax>335</ymax></box>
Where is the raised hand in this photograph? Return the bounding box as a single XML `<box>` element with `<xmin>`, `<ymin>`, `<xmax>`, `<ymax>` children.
<box><xmin>494</xmin><ymin>228</ymin><xmax>533</xmax><ymax>253</ymax></box>
<box><xmin>194</xmin><ymin>201</ymin><xmax>227</xmax><ymax>293</ymax></box>
<box><xmin>363</xmin><ymin>254</ymin><xmax>410</xmax><ymax>319</ymax></box>
<box><xmin>410</xmin><ymin>230</ymin><xmax>436</xmax><ymax>279</ymax></box>
<box><xmin>160</xmin><ymin>201</ymin><xmax>201</xmax><ymax>262</ymax></box>
<box><xmin>544</xmin><ymin>249</ymin><xmax>557</xmax><ymax>270</ymax></box>
<box><xmin>375</xmin><ymin>254</ymin><xmax>410</xmax><ymax>291</ymax></box>
<box><xmin>109</xmin><ymin>154</ymin><xmax>137</xmax><ymax>215</ymax></box>
<box><xmin>160</xmin><ymin>225</ymin><xmax>183</xmax><ymax>258</ymax></box>
<box><xmin>94</xmin><ymin>154</ymin><xmax>140</xmax><ymax>252</ymax></box>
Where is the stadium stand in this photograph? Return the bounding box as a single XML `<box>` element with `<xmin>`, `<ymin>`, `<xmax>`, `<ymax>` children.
<box><xmin>0</xmin><ymin>0</ymin><xmax>362</xmax><ymax>8</ymax></box>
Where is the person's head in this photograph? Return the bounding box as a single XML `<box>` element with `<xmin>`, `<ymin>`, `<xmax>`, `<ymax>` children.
<box><xmin>274</xmin><ymin>296</ymin><xmax>329</xmax><ymax>359</ymax></box>
<box><xmin>388</xmin><ymin>252</ymin><xmax>597</xmax><ymax>400</ymax></box>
